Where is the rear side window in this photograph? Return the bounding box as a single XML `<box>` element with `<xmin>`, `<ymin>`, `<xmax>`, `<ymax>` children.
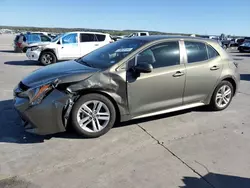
<box><xmin>27</xmin><ymin>34</ymin><xmax>41</xmax><ymax>43</ymax></box>
<box><xmin>185</xmin><ymin>41</ymin><xmax>208</xmax><ymax>63</ymax></box>
<box><xmin>95</xmin><ymin>34</ymin><xmax>106</xmax><ymax>41</ymax></box>
<box><xmin>140</xmin><ymin>33</ymin><xmax>147</xmax><ymax>36</ymax></box>
<box><xmin>207</xmin><ymin>45</ymin><xmax>219</xmax><ymax>59</ymax></box>
<box><xmin>80</xmin><ymin>34</ymin><xmax>96</xmax><ymax>42</ymax></box>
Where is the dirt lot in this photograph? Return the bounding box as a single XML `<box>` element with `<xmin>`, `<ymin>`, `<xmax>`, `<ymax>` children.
<box><xmin>0</xmin><ymin>34</ymin><xmax>250</xmax><ymax>188</ymax></box>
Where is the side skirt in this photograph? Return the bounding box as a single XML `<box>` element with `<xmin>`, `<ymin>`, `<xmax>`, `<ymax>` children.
<box><xmin>132</xmin><ymin>102</ymin><xmax>205</xmax><ymax>120</ymax></box>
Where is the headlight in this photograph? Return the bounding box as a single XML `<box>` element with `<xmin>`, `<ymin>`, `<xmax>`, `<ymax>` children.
<box><xmin>31</xmin><ymin>46</ymin><xmax>40</xmax><ymax>51</ymax></box>
<box><xmin>27</xmin><ymin>84</ymin><xmax>52</xmax><ymax>106</ymax></box>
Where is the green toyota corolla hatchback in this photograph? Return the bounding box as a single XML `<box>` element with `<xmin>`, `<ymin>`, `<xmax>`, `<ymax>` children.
<box><xmin>14</xmin><ymin>36</ymin><xmax>240</xmax><ymax>138</ymax></box>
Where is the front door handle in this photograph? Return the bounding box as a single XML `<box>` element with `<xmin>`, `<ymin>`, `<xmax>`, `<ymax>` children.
<box><xmin>173</xmin><ymin>71</ymin><xmax>185</xmax><ymax>77</ymax></box>
<box><xmin>95</xmin><ymin>44</ymin><xmax>99</xmax><ymax>46</ymax></box>
<box><xmin>210</xmin><ymin>65</ymin><xmax>220</xmax><ymax>70</ymax></box>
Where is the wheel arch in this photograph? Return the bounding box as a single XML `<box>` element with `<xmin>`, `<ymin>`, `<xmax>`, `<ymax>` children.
<box><xmin>39</xmin><ymin>48</ymin><xmax>58</xmax><ymax>61</ymax></box>
<box><xmin>206</xmin><ymin>75</ymin><xmax>237</xmax><ymax>104</ymax></box>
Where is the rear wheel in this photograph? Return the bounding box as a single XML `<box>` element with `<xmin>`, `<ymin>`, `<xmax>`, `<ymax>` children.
<box><xmin>22</xmin><ymin>47</ymin><xmax>28</xmax><ymax>53</ymax></box>
<box><xmin>71</xmin><ymin>94</ymin><xmax>116</xmax><ymax>138</ymax></box>
<box><xmin>40</xmin><ymin>51</ymin><xmax>56</xmax><ymax>65</ymax></box>
<box><xmin>210</xmin><ymin>81</ymin><xmax>234</xmax><ymax>111</ymax></box>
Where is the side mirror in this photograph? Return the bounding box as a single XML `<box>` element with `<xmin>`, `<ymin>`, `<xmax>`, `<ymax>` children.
<box><xmin>134</xmin><ymin>62</ymin><xmax>153</xmax><ymax>73</ymax></box>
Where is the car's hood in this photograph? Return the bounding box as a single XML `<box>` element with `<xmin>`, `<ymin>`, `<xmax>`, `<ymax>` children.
<box><xmin>22</xmin><ymin>60</ymin><xmax>100</xmax><ymax>88</ymax></box>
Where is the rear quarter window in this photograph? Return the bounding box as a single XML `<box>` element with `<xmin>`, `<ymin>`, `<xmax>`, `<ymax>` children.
<box><xmin>206</xmin><ymin>45</ymin><xmax>219</xmax><ymax>59</ymax></box>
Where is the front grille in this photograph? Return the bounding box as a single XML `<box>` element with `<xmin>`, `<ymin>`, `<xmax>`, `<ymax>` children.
<box><xmin>19</xmin><ymin>81</ymin><xmax>30</xmax><ymax>91</ymax></box>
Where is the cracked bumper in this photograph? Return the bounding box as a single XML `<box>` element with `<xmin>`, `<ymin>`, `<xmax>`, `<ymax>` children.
<box><xmin>13</xmin><ymin>89</ymin><xmax>70</xmax><ymax>135</ymax></box>
<box><xmin>26</xmin><ymin>49</ymin><xmax>40</xmax><ymax>61</ymax></box>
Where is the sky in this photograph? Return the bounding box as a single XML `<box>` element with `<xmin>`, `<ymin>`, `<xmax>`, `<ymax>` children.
<box><xmin>0</xmin><ymin>0</ymin><xmax>249</xmax><ymax>36</ymax></box>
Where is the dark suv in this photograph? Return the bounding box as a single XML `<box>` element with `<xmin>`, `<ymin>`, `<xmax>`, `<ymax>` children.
<box><xmin>14</xmin><ymin>33</ymin><xmax>52</xmax><ymax>52</ymax></box>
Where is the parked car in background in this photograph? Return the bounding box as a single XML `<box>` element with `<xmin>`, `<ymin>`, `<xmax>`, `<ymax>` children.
<box><xmin>28</xmin><ymin>31</ymin><xmax>49</xmax><ymax>36</ymax></box>
<box><xmin>220</xmin><ymin>39</ymin><xmax>231</xmax><ymax>49</ymax></box>
<box><xmin>236</xmin><ymin>38</ymin><xmax>245</xmax><ymax>46</ymax></box>
<box><xmin>238</xmin><ymin>42</ymin><xmax>250</xmax><ymax>52</ymax></box>
<box><xmin>14</xmin><ymin>36</ymin><xmax>239</xmax><ymax>138</ymax></box>
<box><xmin>111</xmin><ymin>35</ymin><xmax>124</xmax><ymax>41</ymax></box>
<box><xmin>26</xmin><ymin>31</ymin><xmax>114</xmax><ymax>65</ymax></box>
<box><xmin>14</xmin><ymin>33</ymin><xmax>52</xmax><ymax>52</ymax></box>
<box><xmin>127</xmin><ymin>32</ymin><xmax>150</xmax><ymax>37</ymax></box>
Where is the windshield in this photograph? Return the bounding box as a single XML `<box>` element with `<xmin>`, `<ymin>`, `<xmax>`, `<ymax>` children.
<box><xmin>51</xmin><ymin>34</ymin><xmax>63</xmax><ymax>42</ymax></box>
<box><xmin>76</xmin><ymin>39</ymin><xmax>148</xmax><ymax>69</ymax></box>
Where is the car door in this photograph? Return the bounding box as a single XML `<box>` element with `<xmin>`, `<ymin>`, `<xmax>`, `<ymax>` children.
<box><xmin>79</xmin><ymin>33</ymin><xmax>99</xmax><ymax>56</ymax></box>
<box><xmin>182</xmin><ymin>40</ymin><xmax>223</xmax><ymax>104</ymax></box>
<box><xmin>127</xmin><ymin>41</ymin><xmax>186</xmax><ymax>118</ymax></box>
<box><xmin>57</xmin><ymin>33</ymin><xmax>80</xmax><ymax>60</ymax></box>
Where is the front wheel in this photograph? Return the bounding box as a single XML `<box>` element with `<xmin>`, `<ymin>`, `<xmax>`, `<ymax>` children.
<box><xmin>210</xmin><ymin>81</ymin><xmax>234</xmax><ymax>111</ymax></box>
<box><xmin>71</xmin><ymin>94</ymin><xmax>116</xmax><ymax>138</ymax></box>
<box><xmin>40</xmin><ymin>52</ymin><xmax>56</xmax><ymax>65</ymax></box>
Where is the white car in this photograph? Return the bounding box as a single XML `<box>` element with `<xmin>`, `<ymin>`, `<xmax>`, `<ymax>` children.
<box><xmin>26</xmin><ymin>31</ymin><xmax>114</xmax><ymax>65</ymax></box>
<box><xmin>127</xmin><ymin>32</ymin><xmax>150</xmax><ymax>37</ymax></box>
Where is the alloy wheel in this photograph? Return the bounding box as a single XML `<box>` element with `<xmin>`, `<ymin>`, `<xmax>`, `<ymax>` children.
<box><xmin>215</xmin><ymin>85</ymin><xmax>232</xmax><ymax>108</ymax></box>
<box><xmin>42</xmin><ymin>54</ymin><xmax>53</xmax><ymax>65</ymax></box>
<box><xmin>76</xmin><ymin>100</ymin><xmax>110</xmax><ymax>133</ymax></box>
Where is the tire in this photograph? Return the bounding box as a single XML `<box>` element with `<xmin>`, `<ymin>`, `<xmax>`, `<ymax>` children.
<box><xmin>22</xmin><ymin>47</ymin><xmax>27</xmax><ymax>53</ymax></box>
<box><xmin>71</xmin><ymin>93</ymin><xmax>116</xmax><ymax>138</ymax></box>
<box><xmin>39</xmin><ymin>51</ymin><xmax>56</xmax><ymax>66</ymax></box>
<box><xmin>210</xmin><ymin>81</ymin><xmax>234</xmax><ymax>111</ymax></box>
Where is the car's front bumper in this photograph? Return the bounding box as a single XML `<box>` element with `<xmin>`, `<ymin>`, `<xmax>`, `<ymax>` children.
<box><xmin>13</xmin><ymin>89</ymin><xmax>70</xmax><ymax>135</ymax></box>
<box><xmin>26</xmin><ymin>49</ymin><xmax>40</xmax><ymax>61</ymax></box>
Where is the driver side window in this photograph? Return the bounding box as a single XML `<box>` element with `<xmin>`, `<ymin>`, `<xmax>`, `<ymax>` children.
<box><xmin>137</xmin><ymin>41</ymin><xmax>180</xmax><ymax>69</ymax></box>
<box><xmin>62</xmin><ymin>33</ymin><xmax>78</xmax><ymax>44</ymax></box>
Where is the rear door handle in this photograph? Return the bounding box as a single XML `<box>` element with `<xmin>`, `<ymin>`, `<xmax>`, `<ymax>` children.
<box><xmin>210</xmin><ymin>65</ymin><xmax>220</xmax><ymax>70</ymax></box>
<box><xmin>173</xmin><ymin>71</ymin><xmax>185</xmax><ymax>77</ymax></box>
<box><xmin>95</xmin><ymin>44</ymin><xmax>99</xmax><ymax>46</ymax></box>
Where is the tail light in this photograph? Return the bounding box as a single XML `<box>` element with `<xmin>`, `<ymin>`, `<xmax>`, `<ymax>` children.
<box><xmin>17</xmin><ymin>42</ymin><xmax>22</xmax><ymax>48</ymax></box>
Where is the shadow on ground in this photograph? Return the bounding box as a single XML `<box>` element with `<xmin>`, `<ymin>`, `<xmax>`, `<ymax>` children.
<box><xmin>0</xmin><ymin>176</ymin><xmax>40</xmax><ymax>188</ymax></box>
<box><xmin>0</xmin><ymin>100</ymin><xmax>45</xmax><ymax>144</ymax></box>
<box><xmin>0</xmin><ymin>50</ymin><xmax>17</xmax><ymax>53</ymax></box>
<box><xmin>233</xmin><ymin>54</ymin><xmax>250</xmax><ymax>57</ymax></box>
<box><xmin>181</xmin><ymin>172</ymin><xmax>250</xmax><ymax>188</ymax></box>
<box><xmin>240</xmin><ymin>74</ymin><xmax>250</xmax><ymax>81</ymax></box>
<box><xmin>1</xmin><ymin>98</ymin><xmax>206</xmax><ymax>143</ymax></box>
<box><xmin>115</xmin><ymin>108</ymin><xmax>194</xmax><ymax>129</ymax></box>
<box><xmin>4</xmin><ymin>60</ymin><xmax>40</xmax><ymax>66</ymax></box>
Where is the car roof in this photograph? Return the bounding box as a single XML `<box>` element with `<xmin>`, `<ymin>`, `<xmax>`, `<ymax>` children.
<box><xmin>65</xmin><ymin>31</ymin><xmax>110</xmax><ymax>35</ymax></box>
<box><xmin>127</xmin><ymin>35</ymin><xmax>217</xmax><ymax>43</ymax></box>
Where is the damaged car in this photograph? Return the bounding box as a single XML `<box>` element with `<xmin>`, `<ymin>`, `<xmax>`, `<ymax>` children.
<box><xmin>14</xmin><ymin>36</ymin><xmax>240</xmax><ymax>138</ymax></box>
